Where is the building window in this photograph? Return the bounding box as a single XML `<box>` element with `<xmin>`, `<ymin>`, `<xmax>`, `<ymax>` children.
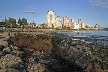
<box><xmin>50</xmin><ymin>15</ymin><xmax>52</xmax><ymax>18</ymax></box>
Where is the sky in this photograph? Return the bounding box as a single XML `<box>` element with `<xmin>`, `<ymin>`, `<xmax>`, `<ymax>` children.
<box><xmin>0</xmin><ymin>0</ymin><xmax>108</xmax><ymax>27</ymax></box>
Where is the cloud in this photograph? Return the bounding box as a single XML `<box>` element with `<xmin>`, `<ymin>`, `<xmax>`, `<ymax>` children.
<box><xmin>28</xmin><ymin>6</ymin><xmax>33</xmax><ymax>8</ymax></box>
<box><xmin>23</xmin><ymin>10</ymin><xmax>40</xmax><ymax>15</ymax></box>
<box><xmin>23</xmin><ymin>6</ymin><xmax>38</xmax><ymax>15</ymax></box>
<box><xmin>89</xmin><ymin>0</ymin><xmax>108</xmax><ymax>9</ymax></box>
<box><xmin>28</xmin><ymin>6</ymin><xmax>36</xmax><ymax>9</ymax></box>
<box><xmin>23</xmin><ymin>10</ymin><xmax>36</xmax><ymax>15</ymax></box>
<box><xmin>95</xmin><ymin>14</ymin><xmax>100</xmax><ymax>16</ymax></box>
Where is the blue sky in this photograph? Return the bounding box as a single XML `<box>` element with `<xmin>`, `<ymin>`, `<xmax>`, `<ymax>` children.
<box><xmin>0</xmin><ymin>0</ymin><xmax>108</xmax><ymax>27</ymax></box>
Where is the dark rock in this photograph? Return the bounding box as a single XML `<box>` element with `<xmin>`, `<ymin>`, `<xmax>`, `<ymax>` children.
<box><xmin>0</xmin><ymin>45</ymin><xmax>5</xmax><ymax>51</ymax></box>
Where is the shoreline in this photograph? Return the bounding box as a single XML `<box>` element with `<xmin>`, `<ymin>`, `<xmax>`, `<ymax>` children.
<box><xmin>0</xmin><ymin>28</ymin><xmax>105</xmax><ymax>32</ymax></box>
<box><xmin>0</xmin><ymin>31</ymin><xmax>108</xmax><ymax>71</ymax></box>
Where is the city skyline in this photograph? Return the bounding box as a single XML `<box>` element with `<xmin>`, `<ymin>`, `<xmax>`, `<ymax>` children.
<box><xmin>0</xmin><ymin>0</ymin><xmax>108</xmax><ymax>27</ymax></box>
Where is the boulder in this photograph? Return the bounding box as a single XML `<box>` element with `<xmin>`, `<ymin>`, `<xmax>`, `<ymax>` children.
<box><xmin>0</xmin><ymin>68</ymin><xmax>20</xmax><ymax>72</ymax></box>
<box><xmin>27</xmin><ymin>63</ymin><xmax>45</xmax><ymax>72</ymax></box>
<box><xmin>1</xmin><ymin>32</ymin><xmax>10</xmax><ymax>38</ymax></box>
<box><xmin>0</xmin><ymin>54</ymin><xmax>22</xmax><ymax>68</ymax></box>
<box><xmin>0</xmin><ymin>51</ymin><xmax>4</xmax><ymax>57</ymax></box>
<box><xmin>10</xmin><ymin>32</ymin><xmax>15</xmax><ymax>37</ymax></box>
<box><xmin>0</xmin><ymin>45</ymin><xmax>5</xmax><ymax>51</ymax></box>
<box><xmin>3</xmin><ymin>47</ymin><xmax>11</xmax><ymax>53</ymax></box>
<box><xmin>11</xmin><ymin>46</ymin><xmax>19</xmax><ymax>51</ymax></box>
<box><xmin>10</xmin><ymin>51</ymin><xmax>24</xmax><ymax>58</ymax></box>
<box><xmin>0</xmin><ymin>39</ymin><xmax>8</xmax><ymax>47</ymax></box>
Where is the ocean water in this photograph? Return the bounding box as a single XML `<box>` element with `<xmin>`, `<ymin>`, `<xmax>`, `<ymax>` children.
<box><xmin>58</xmin><ymin>31</ymin><xmax>108</xmax><ymax>45</ymax></box>
<box><xmin>58</xmin><ymin>31</ymin><xmax>108</xmax><ymax>37</ymax></box>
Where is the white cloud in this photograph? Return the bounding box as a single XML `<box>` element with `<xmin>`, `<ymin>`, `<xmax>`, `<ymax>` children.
<box><xmin>23</xmin><ymin>10</ymin><xmax>36</xmax><ymax>15</ymax></box>
<box><xmin>23</xmin><ymin>10</ymin><xmax>40</xmax><ymax>15</ymax></box>
<box><xmin>23</xmin><ymin>6</ymin><xmax>38</xmax><ymax>15</ymax></box>
<box><xmin>89</xmin><ymin>0</ymin><xmax>108</xmax><ymax>9</ymax></box>
<box><xmin>28</xmin><ymin>6</ymin><xmax>36</xmax><ymax>9</ymax></box>
<box><xmin>28</xmin><ymin>6</ymin><xmax>33</xmax><ymax>8</ymax></box>
<box><xmin>95</xmin><ymin>14</ymin><xmax>100</xmax><ymax>16</ymax></box>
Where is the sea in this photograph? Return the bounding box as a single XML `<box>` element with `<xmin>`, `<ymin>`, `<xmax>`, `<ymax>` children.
<box><xmin>58</xmin><ymin>31</ymin><xmax>108</xmax><ymax>46</ymax></box>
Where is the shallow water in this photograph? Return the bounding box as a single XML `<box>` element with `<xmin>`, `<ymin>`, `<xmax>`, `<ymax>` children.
<box><xmin>58</xmin><ymin>31</ymin><xmax>108</xmax><ymax>45</ymax></box>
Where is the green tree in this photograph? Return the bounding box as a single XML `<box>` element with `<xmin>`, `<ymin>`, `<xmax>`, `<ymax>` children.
<box><xmin>1</xmin><ymin>16</ymin><xmax>8</xmax><ymax>27</ymax></box>
<box><xmin>40</xmin><ymin>23</ymin><xmax>47</xmax><ymax>29</ymax></box>
<box><xmin>18</xmin><ymin>18</ymin><xmax>22</xmax><ymax>25</ymax></box>
<box><xmin>4</xmin><ymin>17</ymin><xmax>8</xmax><ymax>23</ymax></box>
<box><xmin>21</xmin><ymin>18</ymin><xmax>28</xmax><ymax>28</ymax></box>
<box><xmin>22</xmin><ymin>18</ymin><xmax>27</xmax><ymax>25</ymax></box>
<box><xmin>13</xmin><ymin>19</ymin><xmax>17</xmax><ymax>28</ymax></box>
<box><xmin>7</xmin><ymin>17</ymin><xmax>14</xmax><ymax>28</ymax></box>
<box><xmin>85</xmin><ymin>25</ymin><xmax>89</xmax><ymax>28</ymax></box>
<box><xmin>67</xmin><ymin>27</ymin><xmax>70</xmax><ymax>30</ymax></box>
<box><xmin>63</xmin><ymin>25</ymin><xmax>66</xmax><ymax>30</ymax></box>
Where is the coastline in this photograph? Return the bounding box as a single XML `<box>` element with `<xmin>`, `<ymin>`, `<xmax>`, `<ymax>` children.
<box><xmin>0</xmin><ymin>29</ymin><xmax>108</xmax><ymax>72</ymax></box>
<box><xmin>0</xmin><ymin>28</ymin><xmax>105</xmax><ymax>35</ymax></box>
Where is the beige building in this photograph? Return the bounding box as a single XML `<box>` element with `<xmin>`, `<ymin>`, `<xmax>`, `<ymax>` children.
<box><xmin>81</xmin><ymin>22</ymin><xmax>86</xmax><ymax>29</ymax></box>
<box><xmin>46</xmin><ymin>11</ymin><xmax>56</xmax><ymax>28</ymax></box>
<box><xmin>63</xmin><ymin>16</ymin><xmax>72</xmax><ymax>28</ymax></box>
<box><xmin>55</xmin><ymin>16</ymin><xmax>62</xmax><ymax>28</ymax></box>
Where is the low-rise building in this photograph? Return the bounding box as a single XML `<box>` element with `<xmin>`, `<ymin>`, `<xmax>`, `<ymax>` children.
<box><xmin>0</xmin><ymin>22</ymin><xmax>6</xmax><ymax>27</ymax></box>
<box><xmin>81</xmin><ymin>22</ymin><xmax>86</xmax><ymax>29</ymax></box>
<box><xmin>95</xmin><ymin>24</ymin><xmax>100</xmax><ymax>30</ymax></box>
<box><xmin>74</xmin><ymin>22</ymin><xmax>79</xmax><ymax>30</ymax></box>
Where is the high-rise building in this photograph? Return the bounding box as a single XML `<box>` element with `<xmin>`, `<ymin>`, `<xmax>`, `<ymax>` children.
<box><xmin>55</xmin><ymin>16</ymin><xmax>62</xmax><ymax>28</ymax></box>
<box><xmin>46</xmin><ymin>10</ymin><xmax>56</xmax><ymax>28</ymax></box>
<box><xmin>63</xmin><ymin>16</ymin><xmax>72</xmax><ymax>28</ymax></box>
<box><xmin>78</xmin><ymin>18</ymin><xmax>82</xmax><ymax>29</ymax></box>
<box><xmin>71</xmin><ymin>18</ymin><xmax>74</xmax><ymax>29</ymax></box>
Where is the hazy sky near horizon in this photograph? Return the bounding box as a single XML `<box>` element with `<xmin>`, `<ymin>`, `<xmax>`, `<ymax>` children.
<box><xmin>0</xmin><ymin>0</ymin><xmax>108</xmax><ymax>27</ymax></box>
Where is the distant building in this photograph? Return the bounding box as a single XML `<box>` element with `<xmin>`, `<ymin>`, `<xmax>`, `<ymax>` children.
<box><xmin>95</xmin><ymin>24</ymin><xmax>100</xmax><ymax>30</ymax></box>
<box><xmin>0</xmin><ymin>22</ymin><xmax>6</xmax><ymax>27</ymax></box>
<box><xmin>71</xmin><ymin>18</ymin><xmax>74</xmax><ymax>29</ymax></box>
<box><xmin>78</xmin><ymin>18</ymin><xmax>82</xmax><ymax>29</ymax></box>
<box><xmin>23</xmin><ymin>23</ymin><xmax>36</xmax><ymax>28</ymax></box>
<box><xmin>74</xmin><ymin>22</ymin><xmax>79</xmax><ymax>30</ymax></box>
<box><xmin>81</xmin><ymin>22</ymin><xmax>86</xmax><ymax>29</ymax></box>
<box><xmin>0</xmin><ymin>22</ymin><xmax>6</xmax><ymax>30</ymax></box>
<box><xmin>63</xmin><ymin>16</ymin><xmax>72</xmax><ymax>28</ymax></box>
<box><xmin>46</xmin><ymin>10</ymin><xmax>56</xmax><ymax>28</ymax></box>
<box><xmin>55</xmin><ymin>16</ymin><xmax>62</xmax><ymax>28</ymax></box>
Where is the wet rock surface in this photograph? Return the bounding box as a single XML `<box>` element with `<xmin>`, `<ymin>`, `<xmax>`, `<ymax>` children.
<box><xmin>52</xmin><ymin>35</ymin><xmax>108</xmax><ymax>72</ymax></box>
<box><xmin>0</xmin><ymin>32</ymin><xmax>107</xmax><ymax>72</ymax></box>
<box><xmin>27</xmin><ymin>63</ymin><xmax>45</xmax><ymax>72</ymax></box>
<box><xmin>0</xmin><ymin>54</ymin><xmax>22</xmax><ymax>68</ymax></box>
<box><xmin>0</xmin><ymin>68</ymin><xmax>20</xmax><ymax>72</ymax></box>
<box><xmin>0</xmin><ymin>39</ymin><xmax>8</xmax><ymax>47</ymax></box>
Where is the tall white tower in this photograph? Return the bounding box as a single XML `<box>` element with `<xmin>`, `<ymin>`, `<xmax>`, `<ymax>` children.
<box><xmin>46</xmin><ymin>11</ymin><xmax>56</xmax><ymax>28</ymax></box>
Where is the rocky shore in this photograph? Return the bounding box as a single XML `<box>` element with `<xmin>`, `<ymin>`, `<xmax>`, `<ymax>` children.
<box><xmin>0</xmin><ymin>31</ymin><xmax>108</xmax><ymax>72</ymax></box>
